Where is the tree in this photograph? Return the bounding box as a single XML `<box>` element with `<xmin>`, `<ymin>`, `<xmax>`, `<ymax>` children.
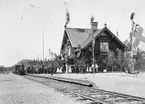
<box><xmin>0</xmin><ymin>66</ymin><xmax>4</xmax><ymax>74</ymax></box>
<box><xmin>133</xmin><ymin>48</ymin><xmax>145</xmax><ymax>71</ymax></box>
<box><xmin>123</xmin><ymin>39</ymin><xmax>135</xmax><ymax>72</ymax></box>
<box><xmin>116</xmin><ymin>49</ymin><xmax>124</xmax><ymax>71</ymax></box>
<box><xmin>105</xmin><ymin>51</ymin><xmax>117</xmax><ymax>72</ymax></box>
<box><xmin>124</xmin><ymin>39</ymin><xmax>131</xmax><ymax>51</ymax></box>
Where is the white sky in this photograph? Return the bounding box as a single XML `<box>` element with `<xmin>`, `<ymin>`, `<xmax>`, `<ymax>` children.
<box><xmin>0</xmin><ymin>0</ymin><xmax>145</xmax><ymax>67</ymax></box>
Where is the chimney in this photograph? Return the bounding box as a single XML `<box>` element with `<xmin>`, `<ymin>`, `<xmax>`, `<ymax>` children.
<box><xmin>90</xmin><ymin>22</ymin><xmax>98</xmax><ymax>32</ymax></box>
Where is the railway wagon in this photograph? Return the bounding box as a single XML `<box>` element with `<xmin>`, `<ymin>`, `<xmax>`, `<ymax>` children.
<box><xmin>15</xmin><ymin>64</ymin><xmax>26</xmax><ymax>75</ymax></box>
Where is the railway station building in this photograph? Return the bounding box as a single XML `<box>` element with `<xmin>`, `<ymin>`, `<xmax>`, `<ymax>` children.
<box><xmin>60</xmin><ymin>22</ymin><xmax>126</xmax><ymax>72</ymax></box>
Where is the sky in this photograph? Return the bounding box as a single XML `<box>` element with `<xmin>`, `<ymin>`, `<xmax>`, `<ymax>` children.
<box><xmin>0</xmin><ymin>0</ymin><xmax>145</xmax><ymax>67</ymax></box>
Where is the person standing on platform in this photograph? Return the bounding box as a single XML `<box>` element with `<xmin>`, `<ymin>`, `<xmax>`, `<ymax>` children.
<box><xmin>95</xmin><ymin>63</ymin><xmax>98</xmax><ymax>73</ymax></box>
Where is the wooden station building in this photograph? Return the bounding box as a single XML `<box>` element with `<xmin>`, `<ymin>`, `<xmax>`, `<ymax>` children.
<box><xmin>60</xmin><ymin>22</ymin><xmax>126</xmax><ymax>71</ymax></box>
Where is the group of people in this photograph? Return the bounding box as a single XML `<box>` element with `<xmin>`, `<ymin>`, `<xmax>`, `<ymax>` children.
<box><xmin>25</xmin><ymin>62</ymin><xmax>99</xmax><ymax>75</ymax></box>
<box><xmin>91</xmin><ymin>63</ymin><xmax>98</xmax><ymax>73</ymax></box>
<box><xmin>61</xmin><ymin>63</ymin><xmax>98</xmax><ymax>73</ymax></box>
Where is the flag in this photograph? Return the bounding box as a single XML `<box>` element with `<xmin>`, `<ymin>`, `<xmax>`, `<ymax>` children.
<box><xmin>90</xmin><ymin>15</ymin><xmax>95</xmax><ymax>47</ymax></box>
<box><xmin>130</xmin><ymin>12</ymin><xmax>135</xmax><ymax>21</ymax></box>
<box><xmin>132</xmin><ymin>23</ymin><xmax>144</xmax><ymax>48</ymax></box>
<box><xmin>64</xmin><ymin>2</ymin><xmax>70</xmax><ymax>28</ymax></box>
<box><xmin>130</xmin><ymin>12</ymin><xmax>145</xmax><ymax>48</ymax></box>
<box><xmin>66</xmin><ymin>9</ymin><xmax>70</xmax><ymax>24</ymax></box>
<box><xmin>133</xmin><ymin>39</ymin><xmax>140</xmax><ymax>48</ymax></box>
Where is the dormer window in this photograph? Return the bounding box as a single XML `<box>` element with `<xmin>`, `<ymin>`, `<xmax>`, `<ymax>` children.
<box><xmin>100</xmin><ymin>42</ymin><xmax>109</xmax><ymax>52</ymax></box>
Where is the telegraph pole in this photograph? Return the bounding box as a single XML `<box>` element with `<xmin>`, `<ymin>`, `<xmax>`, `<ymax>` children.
<box><xmin>37</xmin><ymin>54</ymin><xmax>39</xmax><ymax>65</ymax></box>
<box><xmin>42</xmin><ymin>28</ymin><xmax>44</xmax><ymax>65</ymax></box>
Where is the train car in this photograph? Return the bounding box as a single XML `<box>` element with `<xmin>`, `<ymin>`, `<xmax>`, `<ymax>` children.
<box><xmin>15</xmin><ymin>64</ymin><xmax>26</xmax><ymax>75</ymax></box>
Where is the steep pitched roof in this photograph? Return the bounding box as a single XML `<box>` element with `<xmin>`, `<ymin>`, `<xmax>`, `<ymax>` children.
<box><xmin>65</xmin><ymin>28</ymin><xmax>91</xmax><ymax>47</ymax></box>
<box><xmin>82</xmin><ymin>27</ymin><xmax>126</xmax><ymax>49</ymax></box>
<box><xmin>105</xmin><ymin>27</ymin><xmax>126</xmax><ymax>49</ymax></box>
<box><xmin>65</xmin><ymin>27</ymin><xmax>104</xmax><ymax>48</ymax></box>
<box><xmin>65</xmin><ymin>27</ymin><xmax>126</xmax><ymax>49</ymax></box>
<box><xmin>81</xmin><ymin>28</ymin><xmax>104</xmax><ymax>48</ymax></box>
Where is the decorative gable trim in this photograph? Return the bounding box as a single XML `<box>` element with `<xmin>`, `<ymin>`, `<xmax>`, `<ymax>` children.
<box><xmin>83</xmin><ymin>27</ymin><xmax>126</xmax><ymax>50</ymax></box>
<box><xmin>100</xmin><ymin>33</ymin><xmax>106</xmax><ymax>36</ymax></box>
<box><xmin>60</xmin><ymin>30</ymin><xmax>73</xmax><ymax>53</ymax></box>
<box><xmin>104</xmin><ymin>27</ymin><xmax>126</xmax><ymax>49</ymax></box>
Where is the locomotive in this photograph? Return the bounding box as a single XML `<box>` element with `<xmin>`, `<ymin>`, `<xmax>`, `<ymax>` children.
<box><xmin>14</xmin><ymin>64</ymin><xmax>26</xmax><ymax>75</ymax></box>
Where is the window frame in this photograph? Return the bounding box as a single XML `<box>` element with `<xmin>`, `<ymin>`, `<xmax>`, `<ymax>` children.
<box><xmin>100</xmin><ymin>41</ymin><xmax>109</xmax><ymax>52</ymax></box>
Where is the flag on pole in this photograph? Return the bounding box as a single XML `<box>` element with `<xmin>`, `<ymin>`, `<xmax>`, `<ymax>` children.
<box><xmin>132</xmin><ymin>24</ymin><xmax>144</xmax><ymax>47</ymax></box>
<box><xmin>90</xmin><ymin>15</ymin><xmax>95</xmax><ymax>47</ymax></box>
<box><xmin>130</xmin><ymin>12</ymin><xmax>145</xmax><ymax>48</ymax></box>
<box><xmin>130</xmin><ymin>12</ymin><xmax>135</xmax><ymax>21</ymax></box>
<box><xmin>64</xmin><ymin>2</ymin><xmax>70</xmax><ymax>28</ymax></box>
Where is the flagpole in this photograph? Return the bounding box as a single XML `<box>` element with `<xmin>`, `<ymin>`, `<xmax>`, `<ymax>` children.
<box><xmin>130</xmin><ymin>12</ymin><xmax>135</xmax><ymax>76</ymax></box>
<box><xmin>92</xmin><ymin>29</ymin><xmax>95</xmax><ymax>73</ymax></box>
<box><xmin>64</xmin><ymin>1</ymin><xmax>69</xmax><ymax>74</ymax></box>
<box><xmin>90</xmin><ymin>16</ymin><xmax>95</xmax><ymax>73</ymax></box>
<box><xmin>131</xmin><ymin>22</ymin><xmax>135</xmax><ymax>76</ymax></box>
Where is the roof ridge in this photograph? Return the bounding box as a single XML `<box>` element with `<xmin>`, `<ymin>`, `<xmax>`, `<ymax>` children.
<box><xmin>66</xmin><ymin>28</ymin><xmax>91</xmax><ymax>33</ymax></box>
<box><xmin>66</xmin><ymin>27</ymin><xmax>90</xmax><ymax>30</ymax></box>
<box><xmin>82</xmin><ymin>28</ymin><xmax>104</xmax><ymax>42</ymax></box>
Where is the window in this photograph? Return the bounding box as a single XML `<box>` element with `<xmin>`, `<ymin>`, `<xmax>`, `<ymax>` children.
<box><xmin>100</xmin><ymin>42</ymin><xmax>109</xmax><ymax>52</ymax></box>
<box><xmin>68</xmin><ymin>47</ymin><xmax>71</xmax><ymax>56</ymax></box>
<box><xmin>66</xmin><ymin>46</ymin><xmax>71</xmax><ymax>56</ymax></box>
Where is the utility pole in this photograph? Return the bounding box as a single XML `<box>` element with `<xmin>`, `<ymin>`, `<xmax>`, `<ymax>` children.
<box><xmin>42</xmin><ymin>28</ymin><xmax>44</xmax><ymax>66</ymax></box>
<box><xmin>37</xmin><ymin>54</ymin><xmax>39</xmax><ymax>65</ymax></box>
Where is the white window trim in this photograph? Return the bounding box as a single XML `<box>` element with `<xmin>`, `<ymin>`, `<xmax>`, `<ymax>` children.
<box><xmin>100</xmin><ymin>42</ymin><xmax>109</xmax><ymax>52</ymax></box>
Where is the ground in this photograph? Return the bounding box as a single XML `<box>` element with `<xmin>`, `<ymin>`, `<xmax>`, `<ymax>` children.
<box><xmin>0</xmin><ymin>73</ymin><xmax>82</xmax><ymax>104</ymax></box>
<box><xmin>39</xmin><ymin>72</ymin><xmax>145</xmax><ymax>98</ymax></box>
<box><xmin>1</xmin><ymin>72</ymin><xmax>145</xmax><ymax>104</ymax></box>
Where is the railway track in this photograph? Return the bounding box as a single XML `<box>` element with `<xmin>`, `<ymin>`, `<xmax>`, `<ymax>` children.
<box><xmin>24</xmin><ymin>75</ymin><xmax>145</xmax><ymax>104</ymax></box>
